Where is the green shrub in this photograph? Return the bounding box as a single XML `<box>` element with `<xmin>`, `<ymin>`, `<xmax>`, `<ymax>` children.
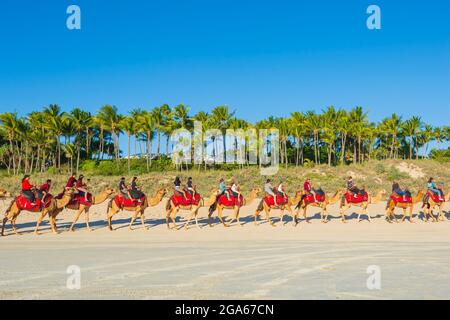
<box><xmin>387</xmin><ymin>167</ymin><xmax>409</xmax><ymax>181</ymax></box>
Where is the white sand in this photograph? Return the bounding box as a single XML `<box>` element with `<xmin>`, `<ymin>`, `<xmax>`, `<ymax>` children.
<box><xmin>1</xmin><ymin>198</ymin><xmax>449</xmax><ymax>300</ymax></box>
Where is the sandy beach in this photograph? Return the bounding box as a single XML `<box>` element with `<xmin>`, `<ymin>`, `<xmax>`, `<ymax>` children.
<box><xmin>1</xmin><ymin>198</ymin><xmax>449</xmax><ymax>300</ymax></box>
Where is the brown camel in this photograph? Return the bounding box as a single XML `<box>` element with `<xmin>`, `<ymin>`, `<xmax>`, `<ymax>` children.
<box><xmin>254</xmin><ymin>190</ymin><xmax>303</xmax><ymax>227</ymax></box>
<box><xmin>1</xmin><ymin>189</ymin><xmax>75</xmax><ymax>236</ymax></box>
<box><xmin>107</xmin><ymin>188</ymin><xmax>167</xmax><ymax>231</ymax></box>
<box><xmin>422</xmin><ymin>190</ymin><xmax>450</xmax><ymax>222</ymax></box>
<box><xmin>386</xmin><ymin>190</ymin><xmax>425</xmax><ymax>223</ymax></box>
<box><xmin>0</xmin><ymin>188</ymin><xmax>12</xmax><ymax>198</ymax></box>
<box><xmin>208</xmin><ymin>188</ymin><xmax>261</xmax><ymax>227</ymax></box>
<box><xmin>166</xmin><ymin>189</ymin><xmax>220</xmax><ymax>230</ymax></box>
<box><xmin>50</xmin><ymin>188</ymin><xmax>114</xmax><ymax>232</ymax></box>
<box><xmin>339</xmin><ymin>189</ymin><xmax>386</xmax><ymax>223</ymax></box>
<box><xmin>296</xmin><ymin>190</ymin><xmax>341</xmax><ymax>223</ymax></box>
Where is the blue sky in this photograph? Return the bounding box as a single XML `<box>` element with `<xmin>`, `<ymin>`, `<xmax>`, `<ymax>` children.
<box><xmin>0</xmin><ymin>0</ymin><xmax>449</xmax><ymax>128</ymax></box>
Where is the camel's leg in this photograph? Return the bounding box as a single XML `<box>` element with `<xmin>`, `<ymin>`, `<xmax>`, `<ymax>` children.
<box><xmin>184</xmin><ymin>209</ymin><xmax>195</xmax><ymax>230</ymax></box>
<box><xmin>129</xmin><ymin>210</ymin><xmax>139</xmax><ymax>230</ymax></box>
<box><xmin>303</xmin><ymin>207</ymin><xmax>311</xmax><ymax>224</ymax></box>
<box><xmin>218</xmin><ymin>207</ymin><xmax>229</xmax><ymax>227</ymax></box>
<box><xmin>265</xmin><ymin>207</ymin><xmax>275</xmax><ymax>227</ymax></box>
<box><xmin>409</xmin><ymin>206</ymin><xmax>415</xmax><ymax>223</ymax></box>
<box><xmin>85</xmin><ymin>208</ymin><xmax>92</xmax><ymax>232</ymax></box>
<box><xmin>107</xmin><ymin>208</ymin><xmax>118</xmax><ymax>231</ymax></box>
<box><xmin>340</xmin><ymin>207</ymin><xmax>347</xmax><ymax>223</ymax></box>
<box><xmin>11</xmin><ymin>215</ymin><xmax>20</xmax><ymax>235</ymax></box>
<box><xmin>278</xmin><ymin>208</ymin><xmax>285</xmax><ymax>226</ymax></box>
<box><xmin>170</xmin><ymin>209</ymin><xmax>178</xmax><ymax>230</ymax></box>
<box><xmin>49</xmin><ymin>213</ymin><xmax>58</xmax><ymax>234</ymax></box>
<box><xmin>34</xmin><ymin>211</ymin><xmax>47</xmax><ymax>235</ymax></box>
<box><xmin>194</xmin><ymin>209</ymin><xmax>201</xmax><ymax>229</ymax></box>
<box><xmin>140</xmin><ymin>211</ymin><xmax>147</xmax><ymax>231</ymax></box>
<box><xmin>236</xmin><ymin>209</ymin><xmax>243</xmax><ymax>227</ymax></box>
<box><xmin>366</xmin><ymin>207</ymin><xmax>372</xmax><ymax>223</ymax></box>
<box><xmin>1</xmin><ymin>216</ymin><xmax>7</xmax><ymax>236</ymax></box>
<box><xmin>69</xmin><ymin>208</ymin><xmax>84</xmax><ymax>232</ymax></box>
<box><xmin>254</xmin><ymin>210</ymin><xmax>261</xmax><ymax>226</ymax></box>
<box><xmin>165</xmin><ymin>209</ymin><xmax>172</xmax><ymax>229</ymax></box>
<box><xmin>286</xmin><ymin>206</ymin><xmax>295</xmax><ymax>226</ymax></box>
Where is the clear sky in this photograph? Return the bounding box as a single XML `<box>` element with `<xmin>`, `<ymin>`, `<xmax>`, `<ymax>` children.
<box><xmin>0</xmin><ymin>0</ymin><xmax>449</xmax><ymax>127</ymax></box>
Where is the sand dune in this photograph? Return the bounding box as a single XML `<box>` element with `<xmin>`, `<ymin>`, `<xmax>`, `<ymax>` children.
<box><xmin>1</xmin><ymin>198</ymin><xmax>449</xmax><ymax>299</ymax></box>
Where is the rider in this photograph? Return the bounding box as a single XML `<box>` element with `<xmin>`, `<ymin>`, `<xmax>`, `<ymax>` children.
<box><xmin>76</xmin><ymin>174</ymin><xmax>89</xmax><ymax>202</ymax></box>
<box><xmin>174</xmin><ymin>176</ymin><xmax>187</xmax><ymax>200</ymax></box>
<box><xmin>304</xmin><ymin>177</ymin><xmax>317</xmax><ymax>203</ymax></box>
<box><xmin>427</xmin><ymin>177</ymin><xmax>444</xmax><ymax>200</ymax></box>
<box><xmin>277</xmin><ymin>181</ymin><xmax>288</xmax><ymax>203</ymax></box>
<box><xmin>65</xmin><ymin>173</ymin><xmax>77</xmax><ymax>191</ymax></box>
<box><xmin>21</xmin><ymin>175</ymin><xmax>36</xmax><ymax>205</ymax></box>
<box><xmin>118</xmin><ymin>177</ymin><xmax>132</xmax><ymax>200</ymax></box>
<box><xmin>186</xmin><ymin>177</ymin><xmax>196</xmax><ymax>198</ymax></box>
<box><xmin>392</xmin><ymin>181</ymin><xmax>408</xmax><ymax>202</ymax></box>
<box><xmin>219</xmin><ymin>178</ymin><xmax>231</xmax><ymax>201</ymax></box>
<box><xmin>231</xmin><ymin>178</ymin><xmax>241</xmax><ymax>201</ymax></box>
<box><xmin>264</xmin><ymin>179</ymin><xmax>278</xmax><ymax>205</ymax></box>
<box><xmin>346</xmin><ymin>176</ymin><xmax>362</xmax><ymax>198</ymax></box>
<box><xmin>39</xmin><ymin>179</ymin><xmax>52</xmax><ymax>203</ymax></box>
<box><xmin>130</xmin><ymin>177</ymin><xmax>144</xmax><ymax>201</ymax></box>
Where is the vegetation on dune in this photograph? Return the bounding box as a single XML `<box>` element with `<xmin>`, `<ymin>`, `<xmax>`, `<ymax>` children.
<box><xmin>0</xmin><ymin>104</ymin><xmax>448</xmax><ymax>177</ymax></box>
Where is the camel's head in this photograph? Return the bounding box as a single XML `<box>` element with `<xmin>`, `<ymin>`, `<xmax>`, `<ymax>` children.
<box><xmin>105</xmin><ymin>188</ymin><xmax>115</xmax><ymax>196</ymax></box>
<box><xmin>379</xmin><ymin>189</ymin><xmax>387</xmax><ymax>196</ymax></box>
<box><xmin>210</xmin><ymin>188</ymin><xmax>220</xmax><ymax>196</ymax></box>
<box><xmin>65</xmin><ymin>188</ymin><xmax>76</xmax><ymax>196</ymax></box>
<box><xmin>157</xmin><ymin>188</ymin><xmax>167</xmax><ymax>197</ymax></box>
<box><xmin>252</xmin><ymin>187</ymin><xmax>262</xmax><ymax>196</ymax></box>
<box><xmin>0</xmin><ymin>189</ymin><xmax>12</xmax><ymax>197</ymax></box>
<box><xmin>293</xmin><ymin>190</ymin><xmax>303</xmax><ymax>198</ymax></box>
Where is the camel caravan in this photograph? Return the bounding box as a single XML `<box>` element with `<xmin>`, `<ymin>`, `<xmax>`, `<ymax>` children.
<box><xmin>0</xmin><ymin>174</ymin><xmax>449</xmax><ymax>236</ymax></box>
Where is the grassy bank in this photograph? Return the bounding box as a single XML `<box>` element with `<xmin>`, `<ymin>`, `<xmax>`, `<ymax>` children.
<box><xmin>1</xmin><ymin>159</ymin><xmax>449</xmax><ymax>198</ymax></box>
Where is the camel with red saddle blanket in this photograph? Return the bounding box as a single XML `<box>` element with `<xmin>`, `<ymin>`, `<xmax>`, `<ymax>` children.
<box><xmin>297</xmin><ymin>190</ymin><xmax>341</xmax><ymax>224</ymax></box>
<box><xmin>386</xmin><ymin>190</ymin><xmax>425</xmax><ymax>223</ymax></box>
<box><xmin>208</xmin><ymin>188</ymin><xmax>261</xmax><ymax>227</ymax></box>
<box><xmin>1</xmin><ymin>188</ymin><xmax>75</xmax><ymax>236</ymax></box>
<box><xmin>107</xmin><ymin>188</ymin><xmax>167</xmax><ymax>231</ymax></box>
<box><xmin>165</xmin><ymin>189</ymin><xmax>220</xmax><ymax>230</ymax></box>
<box><xmin>50</xmin><ymin>188</ymin><xmax>115</xmax><ymax>232</ymax></box>
<box><xmin>339</xmin><ymin>189</ymin><xmax>386</xmax><ymax>223</ymax></box>
<box><xmin>253</xmin><ymin>190</ymin><xmax>302</xmax><ymax>226</ymax></box>
<box><xmin>422</xmin><ymin>190</ymin><xmax>450</xmax><ymax>222</ymax></box>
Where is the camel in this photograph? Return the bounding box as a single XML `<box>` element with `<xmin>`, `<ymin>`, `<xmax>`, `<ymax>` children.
<box><xmin>254</xmin><ymin>190</ymin><xmax>303</xmax><ymax>226</ymax></box>
<box><xmin>1</xmin><ymin>189</ymin><xmax>75</xmax><ymax>236</ymax></box>
<box><xmin>386</xmin><ymin>190</ymin><xmax>425</xmax><ymax>223</ymax></box>
<box><xmin>208</xmin><ymin>188</ymin><xmax>261</xmax><ymax>227</ymax></box>
<box><xmin>107</xmin><ymin>188</ymin><xmax>167</xmax><ymax>231</ymax></box>
<box><xmin>166</xmin><ymin>189</ymin><xmax>220</xmax><ymax>230</ymax></box>
<box><xmin>421</xmin><ymin>190</ymin><xmax>450</xmax><ymax>222</ymax></box>
<box><xmin>339</xmin><ymin>189</ymin><xmax>386</xmax><ymax>223</ymax></box>
<box><xmin>50</xmin><ymin>188</ymin><xmax>115</xmax><ymax>232</ymax></box>
<box><xmin>296</xmin><ymin>190</ymin><xmax>341</xmax><ymax>223</ymax></box>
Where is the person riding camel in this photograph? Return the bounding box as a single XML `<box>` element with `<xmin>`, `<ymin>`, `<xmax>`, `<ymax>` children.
<box><xmin>38</xmin><ymin>179</ymin><xmax>52</xmax><ymax>203</ymax></box>
<box><xmin>219</xmin><ymin>178</ymin><xmax>231</xmax><ymax>201</ymax></box>
<box><xmin>304</xmin><ymin>177</ymin><xmax>317</xmax><ymax>203</ymax></box>
<box><xmin>21</xmin><ymin>175</ymin><xmax>36</xmax><ymax>205</ymax></box>
<box><xmin>130</xmin><ymin>177</ymin><xmax>144</xmax><ymax>202</ymax></box>
<box><xmin>264</xmin><ymin>179</ymin><xmax>278</xmax><ymax>205</ymax></box>
<box><xmin>65</xmin><ymin>173</ymin><xmax>77</xmax><ymax>191</ymax></box>
<box><xmin>347</xmin><ymin>176</ymin><xmax>363</xmax><ymax>198</ymax></box>
<box><xmin>174</xmin><ymin>176</ymin><xmax>188</xmax><ymax>200</ymax></box>
<box><xmin>392</xmin><ymin>181</ymin><xmax>408</xmax><ymax>202</ymax></box>
<box><xmin>76</xmin><ymin>175</ymin><xmax>89</xmax><ymax>202</ymax></box>
<box><xmin>277</xmin><ymin>181</ymin><xmax>288</xmax><ymax>203</ymax></box>
<box><xmin>230</xmin><ymin>177</ymin><xmax>241</xmax><ymax>200</ymax></box>
<box><xmin>186</xmin><ymin>177</ymin><xmax>196</xmax><ymax>198</ymax></box>
<box><xmin>427</xmin><ymin>177</ymin><xmax>444</xmax><ymax>201</ymax></box>
<box><xmin>118</xmin><ymin>177</ymin><xmax>132</xmax><ymax>200</ymax></box>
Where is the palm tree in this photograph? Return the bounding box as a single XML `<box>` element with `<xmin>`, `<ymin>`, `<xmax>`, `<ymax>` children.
<box><xmin>211</xmin><ymin>105</ymin><xmax>234</xmax><ymax>162</ymax></box>
<box><xmin>0</xmin><ymin>112</ymin><xmax>20</xmax><ymax>174</ymax></box>
<box><xmin>43</xmin><ymin>104</ymin><xmax>65</xmax><ymax>171</ymax></box>
<box><xmin>97</xmin><ymin>105</ymin><xmax>122</xmax><ymax>160</ymax></box>
<box><xmin>120</xmin><ymin>116</ymin><xmax>135</xmax><ymax>174</ymax></box>
<box><xmin>138</xmin><ymin>110</ymin><xmax>155</xmax><ymax>171</ymax></box>
<box><xmin>151</xmin><ymin>105</ymin><xmax>165</xmax><ymax>157</ymax></box>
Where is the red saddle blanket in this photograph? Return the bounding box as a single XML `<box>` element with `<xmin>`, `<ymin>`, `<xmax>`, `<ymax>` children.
<box><xmin>68</xmin><ymin>193</ymin><xmax>93</xmax><ymax>207</ymax></box>
<box><xmin>304</xmin><ymin>194</ymin><xmax>326</xmax><ymax>204</ymax></box>
<box><xmin>427</xmin><ymin>191</ymin><xmax>445</xmax><ymax>202</ymax></box>
<box><xmin>217</xmin><ymin>194</ymin><xmax>244</xmax><ymax>207</ymax></box>
<box><xmin>390</xmin><ymin>194</ymin><xmax>412</xmax><ymax>204</ymax></box>
<box><xmin>16</xmin><ymin>194</ymin><xmax>53</xmax><ymax>211</ymax></box>
<box><xmin>171</xmin><ymin>192</ymin><xmax>201</xmax><ymax>207</ymax></box>
<box><xmin>345</xmin><ymin>192</ymin><xmax>369</xmax><ymax>204</ymax></box>
<box><xmin>264</xmin><ymin>194</ymin><xmax>289</xmax><ymax>206</ymax></box>
<box><xmin>113</xmin><ymin>194</ymin><xmax>146</xmax><ymax>207</ymax></box>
